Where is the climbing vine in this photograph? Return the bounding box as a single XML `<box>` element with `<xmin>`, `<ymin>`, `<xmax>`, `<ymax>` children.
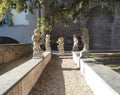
<box><xmin>0</xmin><ymin>0</ymin><xmax>119</xmax><ymax>30</ymax></box>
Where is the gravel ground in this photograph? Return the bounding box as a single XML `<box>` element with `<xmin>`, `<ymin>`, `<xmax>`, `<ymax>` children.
<box><xmin>29</xmin><ymin>55</ymin><xmax>93</xmax><ymax>95</ymax></box>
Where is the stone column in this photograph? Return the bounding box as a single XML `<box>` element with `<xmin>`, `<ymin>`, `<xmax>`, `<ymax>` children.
<box><xmin>72</xmin><ymin>34</ymin><xmax>79</xmax><ymax>51</ymax></box>
<box><xmin>31</xmin><ymin>28</ymin><xmax>44</xmax><ymax>59</ymax></box>
<box><xmin>80</xmin><ymin>28</ymin><xmax>91</xmax><ymax>58</ymax></box>
<box><xmin>57</xmin><ymin>37</ymin><xmax>64</xmax><ymax>54</ymax></box>
<box><xmin>45</xmin><ymin>34</ymin><xmax>51</xmax><ymax>52</ymax></box>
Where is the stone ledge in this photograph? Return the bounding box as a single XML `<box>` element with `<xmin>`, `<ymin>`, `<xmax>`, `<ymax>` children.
<box><xmin>72</xmin><ymin>51</ymin><xmax>80</xmax><ymax>67</ymax></box>
<box><xmin>0</xmin><ymin>52</ymin><xmax>51</xmax><ymax>95</ymax></box>
<box><xmin>80</xmin><ymin>58</ymin><xmax>120</xmax><ymax>95</ymax></box>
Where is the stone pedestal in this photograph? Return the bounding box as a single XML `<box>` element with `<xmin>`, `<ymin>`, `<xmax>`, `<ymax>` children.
<box><xmin>33</xmin><ymin>51</ymin><xmax>44</xmax><ymax>59</ymax></box>
<box><xmin>80</xmin><ymin>49</ymin><xmax>91</xmax><ymax>58</ymax></box>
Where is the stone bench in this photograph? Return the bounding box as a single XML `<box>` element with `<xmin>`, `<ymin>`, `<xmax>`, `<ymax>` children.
<box><xmin>0</xmin><ymin>52</ymin><xmax>51</xmax><ymax>95</ymax></box>
<box><xmin>73</xmin><ymin>52</ymin><xmax>120</xmax><ymax>95</ymax></box>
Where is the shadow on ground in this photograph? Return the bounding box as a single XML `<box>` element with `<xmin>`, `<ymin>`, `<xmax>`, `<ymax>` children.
<box><xmin>29</xmin><ymin>55</ymin><xmax>66</xmax><ymax>95</ymax></box>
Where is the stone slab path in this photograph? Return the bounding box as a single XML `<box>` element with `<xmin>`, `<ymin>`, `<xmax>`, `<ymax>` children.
<box><xmin>29</xmin><ymin>55</ymin><xmax>93</xmax><ymax>95</ymax></box>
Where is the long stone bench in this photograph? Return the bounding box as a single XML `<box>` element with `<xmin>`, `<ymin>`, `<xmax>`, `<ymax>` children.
<box><xmin>0</xmin><ymin>52</ymin><xmax>51</xmax><ymax>95</ymax></box>
<box><xmin>73</xmin><ymin>52</ymin><xmax>120</xmax><ymax>95</ymax></box>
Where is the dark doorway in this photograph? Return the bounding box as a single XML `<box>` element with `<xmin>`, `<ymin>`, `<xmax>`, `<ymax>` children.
<box><xmin>0</xmin><ymin>37</ymin><xmax>19</xmax><ymax>44</ymax></box>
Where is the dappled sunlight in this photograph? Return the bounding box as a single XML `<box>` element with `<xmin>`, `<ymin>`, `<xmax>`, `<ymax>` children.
<box><xmin>29</xmin><ymin>55</ymin><xmax>66</xmax><ymax>95</ymax></box>
<box><xmin>29</xmin><ymin>54</ymin><xmax>93</xmax><ymax>95</ymax></box>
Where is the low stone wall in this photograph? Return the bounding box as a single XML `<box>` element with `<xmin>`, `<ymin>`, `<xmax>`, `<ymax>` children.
<box><xmin>73</xmin><ymin>52</ymin><xmax>120</xmax><ymax>95</ymax></box>
<box><xmin>72</xmin><ymin>51</ymin><xmax>80</xmax><ymax>67</ymax></box>
<box><xmin>0</xmin><ymin>44</ymin><xmax>33</xmax><ymax>64</ymax></box>
<box><xmin>0</xmin><ymin>52</ymin><xmax>51</xmax><ymax>95</ymax></box>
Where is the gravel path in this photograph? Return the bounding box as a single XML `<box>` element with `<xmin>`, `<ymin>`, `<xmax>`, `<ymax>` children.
<box><xmin>29</xmin><ymin>55</ymin><xmax>93</xmax><ymax>95</ymax></box>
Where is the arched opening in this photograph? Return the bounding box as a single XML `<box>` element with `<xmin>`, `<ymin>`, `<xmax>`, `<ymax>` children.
<box><xmin>0</xmin><ymin>37</ymin><xmax>19</xmax><ymax>44</ymax></box>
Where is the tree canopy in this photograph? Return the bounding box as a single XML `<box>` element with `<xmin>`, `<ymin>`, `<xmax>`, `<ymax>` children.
<box><xmin>0</xmin><ymin>0</ymin><xmax>119</xmax><ymax>31</ymax></box>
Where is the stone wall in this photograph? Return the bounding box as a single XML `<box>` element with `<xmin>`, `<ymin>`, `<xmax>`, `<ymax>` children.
<box><xmin>49</xmin><ymin>21</ymin><xmax>83</xmax><ymax>50</ymax></box>
<box><xmin>0</xmin><ymin>44</ymin><xmax>33</xmax><ymax>64</ymax></box>
<box><xmin>0</xmin><ymin>52</ymin><xmax>51</xmax><ymax>95</ymax></box>
<box><xmin>45</xmin><ymin>1</ymin><xmax>120</xmax><ymax>51</ymax></box>
<box><xmin>111</xmin><ymin>16</ymin><xmax>120</xmax><ymax>50</ymax></box>
<box><xmin>48</xmin><ymin>10</ymin><xmax>113</xmax><ymax>51</ymax></box>
<box><xmin>88</xmin><ymin>9</ymin><xmax>112</xmax><ymax>50</ymax></box>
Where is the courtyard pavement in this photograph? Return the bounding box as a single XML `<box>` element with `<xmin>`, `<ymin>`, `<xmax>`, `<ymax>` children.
<box><xmin>29</xmin><ymin>55</ymin><xmax>93</xmax><ymax>95</ymax></box>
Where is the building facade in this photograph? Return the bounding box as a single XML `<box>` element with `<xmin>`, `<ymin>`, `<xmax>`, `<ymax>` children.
<box><xmin>0</xmin><ymin>9</ymin><xmax>38</xmax><ymax>44</ymax></box>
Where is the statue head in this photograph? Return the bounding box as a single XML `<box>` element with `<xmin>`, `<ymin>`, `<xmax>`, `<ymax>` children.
<box><xmin>60</xmin><ymin>37</ymin><xmax>64</xmax><ymax>42</ymax></box>
<box><xmin>73</xmin><ymin>34</ymin><xmax>77</xmax><ymax>37</ymax></box>
<box><xmin>34</xmin><ymin>28</ymin><xmax>40</xmax><ymax>35</ymax></box>
<box><xmin>46</xmin><ymin>34</ymin><xmax>50</xmax><ymax>39</ymax></box>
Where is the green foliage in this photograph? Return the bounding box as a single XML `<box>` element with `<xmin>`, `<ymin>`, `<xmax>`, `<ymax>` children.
<box><xmin>38</xmin><ymin>17</ymin><xmax>52</xmax><ymax>33</ymax></box>
<box><xmin>0</xmin><ymin>0</ymin><xmax>118</xmax><ymax>30</ymax></box>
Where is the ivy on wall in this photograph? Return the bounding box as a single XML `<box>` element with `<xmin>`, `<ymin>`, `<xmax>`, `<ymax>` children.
<box><xmin>0</xmin><ymin>0</ymin><xmax>118</xmax><ymax>30</ymax></box>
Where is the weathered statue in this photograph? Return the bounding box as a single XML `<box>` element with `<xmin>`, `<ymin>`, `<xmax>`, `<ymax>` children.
<box><xmin>45</xmin><ymin>34</ymin><xmax>51</xmax><ymax>51</ymax></box>
<box><xmin>72</xmin><ymin>34</ymin><xmax>79</xmax><ymax>51</ymax></box>
<box><xmin>32</xmin><ymin>28</ymin><xmax>44</xmax><ymax>58</ymax></box>
<box><xmin>81</xmin><ymin>28</ymin><xmax>89</xmax><ymax>50</ymax></box>
<box><xmin>80</xmin><ymin>28</ymin><xmax>91</xmax><ymax>58</ymax></box>
<box><xmin>57</xmin><ymin>37</ymin><xmax>64</xmax><ymax>54</ymax></box>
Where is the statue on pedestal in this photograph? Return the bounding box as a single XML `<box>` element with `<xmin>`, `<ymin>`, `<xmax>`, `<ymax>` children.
<box><xmin>57</xmin><ymin>37</ymin><xmax>64</xmax><ymax>54</ymax></box>
<box><xmin>72</xmin><ymin>34</ymin><xmax>79</xmax><ymax>51</ymax></box>
<box><xmin>81</xmin><ymin>28</ymin><xmax>89</xmax><ymax>50</ymax></box>
<box><xmin>45</xmin><ymin>34</ymin><xmax>51</xmax><ymax>52</ymax></box>
<box><xmin>80</xmin><ymin>28</ymin><xmax>91</xmax><ymax>58</ymax></box>
<box><xmin>32</xmin><ymin>28</ymin><xmax>44</xmax><ymax>59</ymax></box>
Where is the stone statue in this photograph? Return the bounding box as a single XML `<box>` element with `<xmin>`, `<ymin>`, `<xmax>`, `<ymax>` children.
<box><xmin>45</xmin><ymin>34</ymin><xmax>51</xmax><ymax>51</ymax></box>
<box><xmin>81</xmin><ymin>28</ymin><xmax>89</xmax><ymax>50</ymax></box>
<box><xmin>57</xmin><ymin>37</ymin><xmax>64</xmax><ymax>54</ymax></box>
<box><xmin>80</xmin><ymin>28</ymin><xmax>91</xmax><ymax>58</ymax></box>
<box><xmin>31</xmin><ymin>28</ymin><xmax>44</xmax><ymax>58</ymax></box>
<box><xmin>72</xmin><ymin>34</ymin><xmax>79</xmax><ymax>51</ymax></box>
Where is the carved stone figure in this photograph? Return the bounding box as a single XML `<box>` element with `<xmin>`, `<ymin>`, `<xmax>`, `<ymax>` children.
<box><xmin>57</xmin><ymin>37</ymin><xmax>64</xmax><ymax>54</ymax></box>
<box><xmin>81</xmin><ymin>28</ymin><xmax>89</xmax><ymax>50</ymax></box>
<box><xmin>72</xmin><ymin>34</ymin><xmax>79</xmax><ymax>51</ymax></box>
<box><xmin>45</xmin><ymin>34</ymin><xmax>51</xmax><ymax>51</ymax></box>
<box><xmin>80</xmin><ymin>28</ymin><xmax>91</xmax><ymax>58</ymax></box>
<box><xmin>31</xmin><ymin>28</ymin><xmax>44</xmax><ymax>58</ymax></box>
